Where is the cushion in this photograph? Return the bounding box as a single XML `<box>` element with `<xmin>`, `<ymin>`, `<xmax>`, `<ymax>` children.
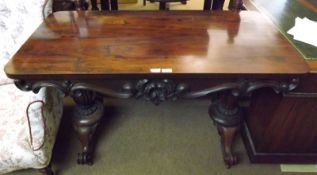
<box><xmin>0</xmin><ymin>1</ymin><xmax>61</xmax><ymax>173</ymax></box>
<box><xmin>0</xmin><ymin>84</ymin><xmax>63</xmax><ymax>174</ymax></box>
<box><xmin>0</xmin><ymin>0</ymin><xmax>53</xmax><ymax>85</ymax></box>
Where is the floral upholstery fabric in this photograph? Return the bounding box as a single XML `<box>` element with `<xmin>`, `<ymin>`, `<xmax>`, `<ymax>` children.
<box><xmin>0</xmin><ymin>59</ymin><xmax>12</xmax><ymax>86</ymax></box>
<box><xmin>0</xmin><ymin>0</ymin><xmax>52</xmax><ymax>85</ymax></box>
<box><xmin>0</xmin><ymin>0</ymin><xmax>64</xmax><ymax>174</ymax></box>
<box><xmin>0</xmin><ymin>85</ymin><xmax>63</xmax><ymax>174</ymax></box>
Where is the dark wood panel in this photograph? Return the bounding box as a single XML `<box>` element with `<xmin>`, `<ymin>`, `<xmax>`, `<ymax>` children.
<box><xmin>237</xmin><ymin>0</ymin><xmax>317</xmax><ymax>163</ymax></box>
<box><xmin>243</xmin><ymin>87</ymin><xmax>317</xmax><ymax>162</ymax></box>
<box><xmin>242</xmin><ymin>122</ymin><xmax>317</xmax><ymax>163</ymax></box>
<box><xmin>294</xmin><ymin>73</ymin><xmax>317</xmax><ymax>92</ymax></box>
<box><xmin>5</xmin><ymin>11</ymin><xmax>308</xmax><ymax>80</ymax></box>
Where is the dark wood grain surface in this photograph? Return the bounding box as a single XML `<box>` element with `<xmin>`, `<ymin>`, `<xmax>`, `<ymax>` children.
<box><xmin>5</xmin><ymin>11</ymin><xmax>308</xmax><ymax>79</ymax></box>
<box><xmin>5</xmin><ymin>10</ymin><xmax>311</xmax><ymax>166</ymax></box>
<box><xmin>243</xmin><ymin>84</ymin><xmax>317</xmax><ymax>163</ymax></box>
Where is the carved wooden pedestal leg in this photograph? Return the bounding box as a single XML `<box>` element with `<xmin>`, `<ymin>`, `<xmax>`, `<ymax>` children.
<box><xmin>71</xmin><ymin>90</ymin><xmax>104</xmax><ymax>165</ymax></box>
<box><xmin>209</xmin><ymin>93</ymin><xmax>242</xmax><ymax>168</ymax></box>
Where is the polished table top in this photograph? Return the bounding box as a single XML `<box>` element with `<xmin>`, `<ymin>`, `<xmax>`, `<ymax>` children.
<box><xmin>5</xmin><ymin>11</ymin><xmax>308</xmax><ymax>79</ymax></box>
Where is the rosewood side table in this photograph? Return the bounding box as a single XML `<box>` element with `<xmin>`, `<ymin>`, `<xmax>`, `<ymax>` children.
<box><xmin>4</xmin><ymin>11</ymin><xmax>308</xmax><ymax>167</ymax></box>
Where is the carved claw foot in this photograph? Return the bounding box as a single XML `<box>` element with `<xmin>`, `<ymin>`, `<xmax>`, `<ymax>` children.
<box><xmin>77</xmin><ymin>152</ymin><xmax>93</xmax><ymax>165</ymax></box>
<box><xmin>218</xmin><ymin>126</ymin><xmax>239</xmax><ymax>168</ymax></box>
<box><xmin>72</xmin><ymin>90</ymin><xmax>104</xmax><ymax>165</ymax></box>
<box><xmin>209</xmin><ymin>93</ymin><xmax>242</xmax><ymax>168</ymax></box>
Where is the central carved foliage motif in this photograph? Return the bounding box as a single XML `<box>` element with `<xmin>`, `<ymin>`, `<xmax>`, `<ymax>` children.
<box><xmin>14</xmin><ymin>78</ymin><xmax>300</xmax><ymax>106</ymax></box>
<box><xmin>134</xmin><ymin>79</ymin><xmax>187</xmax><ymax>105</ymax></box>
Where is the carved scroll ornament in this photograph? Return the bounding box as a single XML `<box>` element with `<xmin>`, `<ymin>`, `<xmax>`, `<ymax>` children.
<box><xmin>14</xmin><ymin>80</ymin><xmax>134</xmax><ymax>98</ymax></box>
<box><xmin>14</xmin><ymin>78</ymin><xmax>299</xmax><ymax>104</ymax></box>
<box><xmin>184</xmin><ymin>78</ymin><xmax>299</xmax><ymax>98</ymax></box>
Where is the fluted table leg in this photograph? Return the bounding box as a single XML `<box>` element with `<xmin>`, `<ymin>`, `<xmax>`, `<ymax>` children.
<box><xmin>71</xmin><ymin>90</ymin><xmax>104</xmax><ymax>165</ymax></box>
<box><xmin>209</xmin><ymin>92</ymin><xmax>243</xmax><ymax>168</ymax></box>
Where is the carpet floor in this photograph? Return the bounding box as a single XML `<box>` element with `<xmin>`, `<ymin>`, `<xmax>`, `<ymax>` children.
<box><xmin>8</xmin><ymin>98</ymin><xmax>311</xmax><ymax>175</ymax></box>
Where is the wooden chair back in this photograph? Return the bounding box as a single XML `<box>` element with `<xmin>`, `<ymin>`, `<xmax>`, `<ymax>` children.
<box><xmin>52</xmin><ymin>0</ymin><xmax>244</xmax><ymax>12</ymax></box>
<box><xmin>53</xmin><ymin>0</ymin><xmax>118</xmax><ymax>12</ymax></box>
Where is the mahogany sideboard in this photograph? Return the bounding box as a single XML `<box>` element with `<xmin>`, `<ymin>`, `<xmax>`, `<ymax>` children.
<box><xmin>240</xmin><ymin>0</ymin><xmax>317</xmax><ymax>163</ymax></box>
<box><xmin>4</xmin><ymin>10</ymin><xmax>309</xmax><ymax>167</ymax></box>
